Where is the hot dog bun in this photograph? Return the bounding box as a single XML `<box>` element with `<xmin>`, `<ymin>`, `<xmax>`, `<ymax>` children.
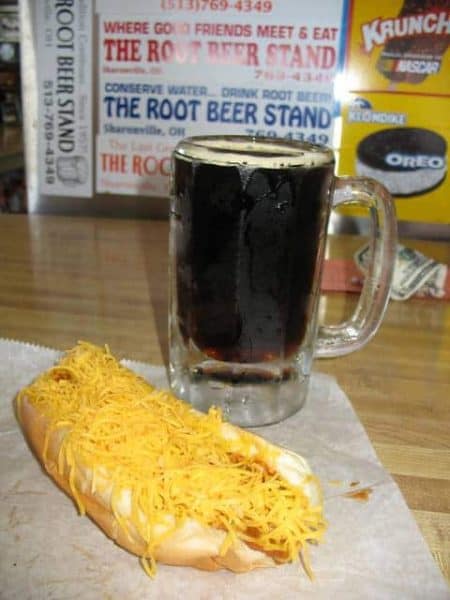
<box><xmin>16</xmin><ymin>343</ymin><xmax>325</xmax><ymax>576</ymax></box>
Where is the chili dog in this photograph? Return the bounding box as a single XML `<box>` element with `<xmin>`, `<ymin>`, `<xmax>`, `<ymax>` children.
<box><xmin>16</xmin><ymin>342</ymin><xmax>326</xmax><ymax>576</ymax></box>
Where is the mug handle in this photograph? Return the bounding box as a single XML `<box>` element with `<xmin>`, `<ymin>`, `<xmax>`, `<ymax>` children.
<box><xmin>315</xmin><ymin>177</ymin><xmax>397</xmax><ymax>358</ymax></box>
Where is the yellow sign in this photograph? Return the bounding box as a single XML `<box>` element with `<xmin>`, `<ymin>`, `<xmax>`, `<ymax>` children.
<box><xmin>339</xmin><ymin>1</ymin><xmax>449</xmax><ymax>224</ymax></box>
<box><xmin>346</xmin><ymin>0</ymin><xmax>450</xmax><ymax>97</ymax></box>
<box><xmin>339</xmin><ymin>93</ymin><xmax>449</xmax><ymax>223</ymax></box>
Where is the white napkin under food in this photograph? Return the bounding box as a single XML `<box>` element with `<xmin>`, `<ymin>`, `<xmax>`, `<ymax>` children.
<box><xmin>0</xmin><ymin>339</ymin><xmax>448</xmax><ymax>600</ymax></box>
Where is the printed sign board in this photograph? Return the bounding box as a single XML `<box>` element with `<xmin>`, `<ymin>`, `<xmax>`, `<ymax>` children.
<box><xmin>26</xmin><ymin>0</ymin><xmax>449</xmax><ymax>224</ymax></box>
<box><xmin>95</xmin><ymin>0</ymin><xmax>347</xmax><ymax>196</ymax></box>
<box><xmin>36</xmin><ymin>1</ymin><xmax>93</xmax><ymax>197</ymax></box>
<box><xmin>339</xmin><ymin>0</ymin><xmax>449</xmax><ymax>224</ymax></box>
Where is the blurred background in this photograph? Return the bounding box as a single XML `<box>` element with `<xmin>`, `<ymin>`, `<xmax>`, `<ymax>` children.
<box><xmin>1</xmin><ymin>0</ymin><xmax>449</xmax><ymax>239</ymax></box>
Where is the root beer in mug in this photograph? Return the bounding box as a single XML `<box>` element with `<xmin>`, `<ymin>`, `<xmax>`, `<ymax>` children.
<box><xmin>169</xmin><ymin>136</ymin><xmax>397</xmax><ymax>426</ymax></box>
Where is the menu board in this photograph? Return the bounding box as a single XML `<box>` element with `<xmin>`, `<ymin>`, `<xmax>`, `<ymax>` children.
<box><xmin>95</xmin><ymin>0</ymin><xmax>347</xmax><ymax>196</ymax></box>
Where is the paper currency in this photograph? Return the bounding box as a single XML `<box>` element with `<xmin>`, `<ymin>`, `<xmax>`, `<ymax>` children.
<box><xmin>354</xmin><ymin>243</ymin><xmax>447</xmax><ymax>301</ymax></box>
<box><xmin>415</xmin><ymin>263</ymin><xmax>448</xmax><ymax>298</ymax></box>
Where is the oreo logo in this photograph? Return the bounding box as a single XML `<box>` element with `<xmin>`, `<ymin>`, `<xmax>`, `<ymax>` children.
<box><xmin>385</xmin><ymin>153</ymin><xmax>445</xmax><ymax>169</ymax></box>
<box><xmin>356</xmin><ymin>127</ymin><xmax>447</xmax><ymax>196</ymax></box>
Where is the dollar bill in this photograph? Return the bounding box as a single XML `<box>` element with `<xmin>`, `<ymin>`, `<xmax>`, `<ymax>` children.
<box><xmin>415</xmin><ymin>263</ymin><xmax>448</xmax><ymax>298</ymax></box>
<box><xmin>354</xmin><ymin>243</ymin><xmax>445</xmax><ymax>301</ymax></box>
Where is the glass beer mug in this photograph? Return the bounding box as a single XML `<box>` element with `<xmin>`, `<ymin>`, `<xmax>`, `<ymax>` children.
<box><xmin>169</xmin><ymin>136</ymin><xmax>397</xmax><ymax>426</ymax></box>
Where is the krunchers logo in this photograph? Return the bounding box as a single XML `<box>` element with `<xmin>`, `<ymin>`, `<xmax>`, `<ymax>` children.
<box><xmin>361</xmin><ymin>11</ymin><xmax>450</xmax><ymax>53</ymax></box>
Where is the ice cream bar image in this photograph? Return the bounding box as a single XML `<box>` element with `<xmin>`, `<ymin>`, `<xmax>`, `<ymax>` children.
<box><xmin>356</xmin><ymin>127</ymin><xmax>447</xmax><ymax>196</ymax></box>
<box><xmin>375</xmin><ymin>0</ymin><xmax>450</xmax><ymax>84</ymax></box>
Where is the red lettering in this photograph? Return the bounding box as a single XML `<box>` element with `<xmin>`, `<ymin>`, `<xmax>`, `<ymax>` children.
<box><xmin>160</xmin><ymin>156</ymin><xmax>171</xmax><ymax>176</ymax></box>
<box><xmin>132</xmin><ymin>155</ymin><xmax>170</xmax><ymax>176</ymax></box>
<box><xmin>154</xmin><ymin>21</ymin><xmax>190</xmax><ymax>35</ymax></box>
<box><xmin>265</xmin><ymin>43</ymin><xmax>336</xmax><ymax>69</ymax></box>
<box><xmin>146</xmin><ymin>39</ymin><xmax>201</xmax><ymax>64</ymax></box>
<box><xmin>103</xmin><ymin>38</ymin><xmax>141</xmax><ymax>61</ymax></box>
<box><xmin>207</xmin><ymin>41</ymin><xmax>259</xmax><ymax>66</ymax></box>
<box><xmin>256</xmin><ymin>24</ymin><xmax>294</xmax><ymax>38</ymax></box>
<box><xmin>100</xmin><ymin>153</ymin><xmax>128</xmax><ymax>173</ymax></box>
<box><xmin>103</xmin><ymin>21</ymin><xmax>149</xmax><ymax>34</ymax></box>
<box><xmin>313</xmin><ymin>26</ymin><xmax>338</xmax><ymax>40</ymax></box>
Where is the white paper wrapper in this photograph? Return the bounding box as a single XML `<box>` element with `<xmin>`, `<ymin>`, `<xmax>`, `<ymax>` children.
<box><xmin>0</xmin><ymin>339</ymin><xmax>448</xmax><ymax>600</ymax></box>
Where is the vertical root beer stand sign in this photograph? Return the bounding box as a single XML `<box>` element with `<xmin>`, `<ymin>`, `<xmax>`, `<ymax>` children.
<box><xmin>31</xmin><ymin>0</ymin><xmax>348</xmax><ymax>200</ymax></box>
<box><xmin>36</xmin><ymin>0</ymin><xmax>93</xmax><ymax>198</ymax></box>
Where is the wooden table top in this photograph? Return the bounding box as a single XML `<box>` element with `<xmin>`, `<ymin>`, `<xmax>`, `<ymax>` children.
<box><xmin>0</xmin><ymin>214</ymin><xmax>449</xmax><ymax>584</ymax></box>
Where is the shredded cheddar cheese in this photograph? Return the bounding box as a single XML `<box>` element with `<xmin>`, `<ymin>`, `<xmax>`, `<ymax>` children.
<box><xmin>17</xmin><ymin>342</ymin><xmax>326</xmax><ymax>576</ymax></box>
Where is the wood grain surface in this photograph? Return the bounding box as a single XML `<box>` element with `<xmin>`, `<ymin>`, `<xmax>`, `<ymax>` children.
<box><xmin>0</xmin><ymin>214</ymin><xmax>449</xmax><ymax>583</ymax></box>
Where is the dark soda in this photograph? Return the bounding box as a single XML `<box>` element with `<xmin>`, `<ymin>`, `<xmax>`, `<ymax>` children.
<box><xmin>172</xmin><ymin>154</ymin><xmax>334</xmax><ymax>363</ymax></box>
